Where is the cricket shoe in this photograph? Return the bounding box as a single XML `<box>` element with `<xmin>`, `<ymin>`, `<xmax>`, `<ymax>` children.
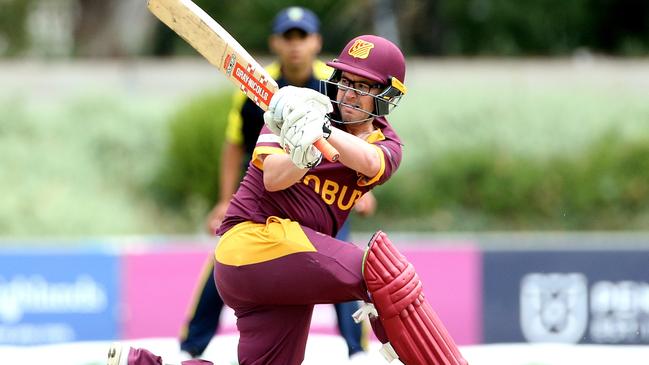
<box><xmin>107</xmin><ymin>343</ymin><xmax>128</xmax><ymax>365</ymax></box>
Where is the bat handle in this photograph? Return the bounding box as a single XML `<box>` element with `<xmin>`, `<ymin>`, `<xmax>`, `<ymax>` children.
<box><xmin>314</xmin><ymin>138</ymin><xmax>339</xmax><ymax>162</ymax></box>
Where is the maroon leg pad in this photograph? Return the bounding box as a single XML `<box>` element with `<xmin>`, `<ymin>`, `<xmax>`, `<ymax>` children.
<box><xmin>363</xmin><ymin>231</ymin><xmax>468</xmax><ymax>365</ymax></box>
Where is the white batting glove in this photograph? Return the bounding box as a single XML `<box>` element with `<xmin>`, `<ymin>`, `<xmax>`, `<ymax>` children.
<box><xmin>263</xmin><ymin>86</ymin><xmax>333</xmax><ymax>136</ymax></box>
<box><xmin>263</xmin><ymin>86</ymin><xmax>299</xmax><ymax>135</ymax></box>
<box><xmin>302</xmin><ymin>88</ymin><xmax>333</xmax><ymax>115</ymax></box>
<box><xmin>280</xmin><ymin>108</ymin><xmax>326</xmax><ymax>169</ymax></box>
<box><xmin>289</xmin><ymin>143</ymin><xmax>322</xmax><ymax>169</ymax></box>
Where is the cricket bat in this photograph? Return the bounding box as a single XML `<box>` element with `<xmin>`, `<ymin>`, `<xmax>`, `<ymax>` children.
<box><xmin>147</xmin><ymin>0</ymin><xmax>339</xmax><ymax>162</ymax></box>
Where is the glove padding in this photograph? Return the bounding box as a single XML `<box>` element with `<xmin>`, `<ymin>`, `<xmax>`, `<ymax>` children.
<box><xmin>263</xmin><ymin>86</ymin><xmax>332</xmax><ymax>136</ymax></box>
<box><xmin>280</xmin><ymin>107</ymin><xmax>327</xmax><ymax>169</ymax></box>
<box><xmin>288</xmin><ymin>141</ymin><xmax>322</xmax><ymax>169</ymax></box>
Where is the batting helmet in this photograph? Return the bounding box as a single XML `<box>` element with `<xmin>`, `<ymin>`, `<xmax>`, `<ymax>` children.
<box><xmin>322</xmin><ymin>35</ymin><xmax>407</xmax><ymax>118</ymax></box>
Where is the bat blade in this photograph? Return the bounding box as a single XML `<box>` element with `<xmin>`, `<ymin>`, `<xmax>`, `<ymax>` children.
<box><xmin>147</xmin><ymin>0</ymin><xmax>276</xmax><ymax>109</ymax></box>
<box><xmin>147</xmin><ymin>0</ymin><xmax>339</xmax><ymax>161</ymax></box>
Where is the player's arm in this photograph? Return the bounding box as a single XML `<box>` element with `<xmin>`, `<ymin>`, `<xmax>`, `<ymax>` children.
<box><xmin>250</xmin><ymin>125</ymin><xmax>309</xmax><ymax>192</ymax></box>
<box><xmin>260</xmin><ymin>154</ymin><xmax>308</xmax><ymax>192</ymax></box>
<box><xmin>326</xmin><ymin>128</ymin><xmax>382</xmax><ymax>179</ymax></box>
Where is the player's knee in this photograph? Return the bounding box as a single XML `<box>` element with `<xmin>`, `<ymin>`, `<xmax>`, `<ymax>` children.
<box><xmin>362</xmin><ymin>231</ymin><xmax>421</xmax><ymax>306</ymax></box>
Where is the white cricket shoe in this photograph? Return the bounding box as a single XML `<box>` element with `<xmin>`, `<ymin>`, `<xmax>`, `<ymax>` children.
<box><xmin>107</xmin><ymin>342</ymin><xmax>128</xmax><ymax>365</ymax></box>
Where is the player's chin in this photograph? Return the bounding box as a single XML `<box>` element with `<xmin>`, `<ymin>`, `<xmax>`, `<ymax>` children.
<box><xmin>341</xmin><ymin>106</ymin><xmax>365</xmax><ymax>123</ymax></box>
<box><xmin>340</xmin><ymin>105</ymin><xmax>357</xmax><ymax>118</ymax></box>
<box><xmin>288</xmin><ymin>54</ymin><xmax>307</xmax><ymax>66</ymax></box>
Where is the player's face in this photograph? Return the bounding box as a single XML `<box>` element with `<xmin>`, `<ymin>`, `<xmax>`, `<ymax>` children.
<box><xmin>270</xmin><ymin>29</ymin><xmax>322</xmax><ymax>69</ymax></box>
<box><xmin>336</xmin><ymin>72</ymin><xmax>381</xmax><ymax>123</ymax></box>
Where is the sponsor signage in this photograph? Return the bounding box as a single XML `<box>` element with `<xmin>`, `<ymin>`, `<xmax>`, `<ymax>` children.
<box><xmin>483</xmin><ymin>250</ymin><xmax>649</xmax><ymax>344</ymax></box>
<box><xmin>0</xmin><ymin>251</ymin><xmax>119</xmax><ymax>344</ymax></box>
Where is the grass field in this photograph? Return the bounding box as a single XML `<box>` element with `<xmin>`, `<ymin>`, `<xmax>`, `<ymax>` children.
<box><xmin>1</xmin><ymin>59</ymin><xmax>648</xmax><ymax>237</ymax></box>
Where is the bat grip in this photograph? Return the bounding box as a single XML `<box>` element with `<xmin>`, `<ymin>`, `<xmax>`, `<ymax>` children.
<box><xmin>314</xmin><ymin>138</ymin><xmax>339</xmax><ymax>162</ymax></box>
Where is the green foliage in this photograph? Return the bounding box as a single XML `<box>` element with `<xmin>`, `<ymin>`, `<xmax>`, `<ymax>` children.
<box><xmin>158</xmin><ymin>0</ymin><xmax>371</xmax><ymax>56</ymax></box>
<box><xmin>0</xmin><ymin>93</ymin><xmax>181</xmax><ymax>237</ymax></box>
<box><xmin>148</xmin><ymin>0</ymin><xmax>649</xmax><ymax>56</ymax></box>
<box><xmin>439</xmin><ymin>0</ymin><xmax>591</xmax><ymax>55</ymax></box>
<box><xmin>2</xmin><ymin>0</ymin><xmax>649</xmax><ymax>57</ymax></box>
<box><xmin>0</xmin><ymin>0</ymin><xmax>32</xmax><ymax>56</ymax></box>
<box><xmin>150</xmin><ymin>91</ymin><xmax>231</xmax><ymax>215</ymax></box>
<box><xmin>367</xmin><ymin>132</ymin><xmax>649</xmax><ymax>232</ymax></box>
<box><xmin>572</xmin><ymin>133</ymin><xmax>649</xmax><ymax>222</ymax></box>
<box><xmin>436</xmin><ymin>0</ymin><xmax>649</xmax><ymax>56</ymax></box>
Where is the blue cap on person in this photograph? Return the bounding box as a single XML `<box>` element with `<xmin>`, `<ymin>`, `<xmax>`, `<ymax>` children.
<box><xmin>272</xmin><ymin>7</ymin><xmax>319</xmax><ymax>34</ymax></box>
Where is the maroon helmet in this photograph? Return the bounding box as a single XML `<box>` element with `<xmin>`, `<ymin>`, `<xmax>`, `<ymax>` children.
<box><xmin>322</xmin><ymin>35</ymin><xmax>407</xmax><ymax>120</ymax></box>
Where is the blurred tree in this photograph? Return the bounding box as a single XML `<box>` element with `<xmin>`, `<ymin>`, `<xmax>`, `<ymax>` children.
<box><xmin>438</xmin><ymin>0</ymin><xmax>592</xmax><ymax>55</ymax></box>
<box><xmin>74</xmin><ymin>0</ymin><xmax>155</xmax><ymax>57</ymax></box>
<box><xmin>73</xmin><ymin>0</ymin><xmax>113</xmax><ymax>56</ymax></box>
<box><xmin>373</xmin><ymin>0</ymin><xmax>401</xmax><ymax>47</ymax></box>
<box><xmin>27</xmin><ymin>0</ymin><xmax>76</xmax><ymax>57</ymax></box>
<box><xmin>150</xmin><ymin>0</ymin><xmax>373</xmax><ymax>56</ymax></box>
<box><xmin>399</xmin><ymin>0</ymin><xmax>443</xmax><ymax>55</ymax></box>
<box><xmin>4</xmin><ymin>0</ymin><xmax>648</xmax><ymax>58</ymax></box>
<box><xmin>0</xmin><ymin>0</ymin><xmax>32</xmax><ymax>56</ymax></box>
<box><xmin>146</xmin><ymin>0</ymin><xmax>649</xmax><ymax>57</ymax></box>
<box><xmin>587</xmin><ymin>0</ymin><xmax>649</xmax><ymax>55</ymax></box>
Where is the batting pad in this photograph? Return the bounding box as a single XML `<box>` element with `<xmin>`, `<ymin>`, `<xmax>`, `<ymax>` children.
<box><xmin>363</xmin><ymin>231</ymin><xmax>468</xmax><ymax>365</ymax></box>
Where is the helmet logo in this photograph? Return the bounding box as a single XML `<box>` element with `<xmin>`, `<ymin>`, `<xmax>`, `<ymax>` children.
<box><xmin>348</xmin><ymin>39</ymin><xmax>374</xmax><ymax>59</ymax></box>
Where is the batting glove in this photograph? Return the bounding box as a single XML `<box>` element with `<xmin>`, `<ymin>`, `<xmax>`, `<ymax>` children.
<box><xmin>263</xmin><ymin>86</ymin><xmax>332</xmax><ymax>136</ymax></box>
<box><xmin>280</xmin><ymin>108</ymin><xmax>326</xmax><ymax>168</ymax></box>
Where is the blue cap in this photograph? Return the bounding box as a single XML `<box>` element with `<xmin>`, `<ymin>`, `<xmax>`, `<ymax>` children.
<box><xmin>272</xmin><ymin>7</ymin><xmax>320</xmax><ymax>34</ymax></box>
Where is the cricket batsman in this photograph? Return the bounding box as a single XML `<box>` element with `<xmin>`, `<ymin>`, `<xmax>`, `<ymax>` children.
<box><xmin>109</xmin><ymin>34</ymin><xmax>467</xmax><ymax>365</ymax></box>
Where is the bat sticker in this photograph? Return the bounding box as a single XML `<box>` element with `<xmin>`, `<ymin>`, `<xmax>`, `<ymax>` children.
<box><xmin>224</xmin><ymin>54</ymin><xmax>236</xmax><ymax>77</ymax></box>
<box><xmin>232</xmin><ymin>62</ymin><xmax>271</xmax><ymax>105</ymax></box>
